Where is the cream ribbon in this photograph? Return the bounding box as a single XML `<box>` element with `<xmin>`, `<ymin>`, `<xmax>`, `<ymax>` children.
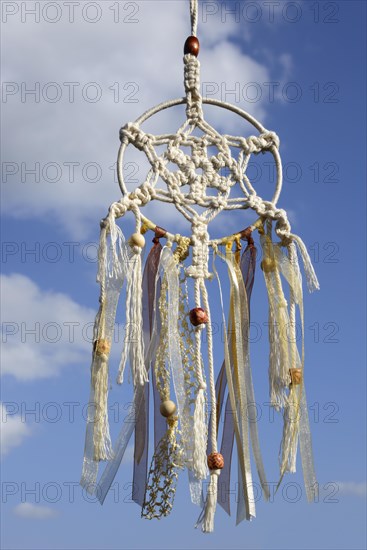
<box><xmin>212</xmin><ymin>246</ymin><xmax>255</xmax><ymax>522</ymax></box>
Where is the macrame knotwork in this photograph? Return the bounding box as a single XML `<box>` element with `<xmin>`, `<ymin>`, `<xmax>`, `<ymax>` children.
<box><xmin>81</xmin><ymin>0</ymin><xmax>319</xmax><ymax>533</ymax></box>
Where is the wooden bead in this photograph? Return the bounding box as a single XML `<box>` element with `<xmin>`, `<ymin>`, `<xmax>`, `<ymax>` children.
<box><xmin>207</xmin><ymin>452</ymin><xmax>224</xmax><ymax>470</ymax></box>
<box><xmin>184</xmin><ymin>36</ymin><xmax>200</xmax><ymax>57</ymax></box>
<box><xmin>261</xmin><ymin>257</ymin><xmax>276</xmax><ymax>273</ymax></box>
<box><xmin>189</xmin><ymin>307</ymin><xmax>208</xmax><ymax>326</ymax></box>
<box><xmin>160</xmin><ymin>400</ymin><xmax>177</xmax><ymax>418</ymax></box>
<box><xmin>94</xmin><ymin>339</ymin><xmax>111</xmax><ymax>356</ymax></box>
<box><xmin>129</xmin><ymin>232</ymin><xmax>145</xmax><ymax>248</ymax></box>
<box><xmin>289</xmin><ymin>368</ymin><xmax>302</xmax><ymax>386</ymax></box>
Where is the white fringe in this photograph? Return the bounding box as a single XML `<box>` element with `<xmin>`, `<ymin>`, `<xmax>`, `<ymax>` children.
<box><xmin>192</xmin><ymin>387</ymin><xmax>209</xmax><ymax>480</ymax></box>
<box><xmin>279</xmin><ymin>389</ymin><xmax>299</xmax><ymax>474</ymax></box>
<box><xmin>268</xmin><ymin>307</ymin><xmax>286</xmax><ymax>410</ymax></box>
<box><xmin>196</xmin><ymin>470</ymin><xmax>220</xmax><ymax>533</ymax></box>
<box><xmin>291</xmin><ymin>234</ymin><xmax>320</xmax><ymax>293</ymax></box>
<box><xmin>92</xmin><ymin>355</ymin><xmax>113</xmax><ymax>461</ymax></box>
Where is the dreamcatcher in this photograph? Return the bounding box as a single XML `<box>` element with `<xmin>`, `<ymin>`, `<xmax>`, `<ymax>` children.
<box><xmin>81</xmin><ymin>0</ymin><xmax>319</xmax><ymax>532</ymax></box>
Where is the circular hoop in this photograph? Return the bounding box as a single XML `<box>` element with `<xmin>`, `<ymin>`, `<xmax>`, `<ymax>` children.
<box><xmin>117</xmin><ymin>96</ymin><xmax>283</xmax><ymax>218</ymax></box>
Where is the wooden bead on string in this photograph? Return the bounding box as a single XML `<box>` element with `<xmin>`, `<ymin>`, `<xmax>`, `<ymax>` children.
<box><xmin>129</xmin><ymin>232</ymin><xmax>145</xmax><ymax>248</ymax></box>
<box><xmin>94</xmin><ymin>339</ymin><xmax>111</xmax><ymax>356</ymax></box>
<box><xmin>160</xmin><ymin>400</ymin><xmax>177</xmax><ymax>418</ymax></box>
<box><xmin>184</xmin><ymin>36</ymin><xmax>200</xmax><ymax>57</ymax></box>
<box><xmin>189</xmin><ymin>307</ymin><xmax>208</xmax><ymax>326</ymax></box>
<box><xmin>207</xmin><ymin>452</ymin><xmax>224</xmax><ymax>470</ymax></box>
<box><xmin>261</xmin><ymin>257</ymin><xmax>276</xmax><ymax>273</ymax></box>
<box><xmin>289</xmin><ymin>368</ymin><xmax>302</xmax><ymax>386</ymax></box>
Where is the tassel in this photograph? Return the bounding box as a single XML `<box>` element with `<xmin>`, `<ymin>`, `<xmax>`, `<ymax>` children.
<box><xmin>196</xmin><ymin>470</ymin><xmax>220</xmax><ymax>533</ymax></box>
<box><xmin>92</xmin><ymin>346</ymin><xmax>112</xmax><ymax>462</ymax></box>
<box><xmin>192</xmin><ymin>384</ymin><xmax>208</xmax><ymax>480</ymax></box>
<box><xmin>279</xmin><ymin>386</ymin><xmax>300</xmax><ymax>475</ymax></box>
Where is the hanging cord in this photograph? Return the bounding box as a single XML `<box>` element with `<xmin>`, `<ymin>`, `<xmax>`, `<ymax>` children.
<box><xmin>195</xmin><ymin>278</ymin><xmax>223</xmax><ymax>533</ymax></box>
<box><xmin>190</xmin><ymin>0</ymin><xmax>198</xmax><ymax>36</ymax></box>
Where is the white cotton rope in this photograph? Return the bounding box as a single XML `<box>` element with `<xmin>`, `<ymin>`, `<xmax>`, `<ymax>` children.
<box><xmin>190</xmin><ymin>0</ymin><xmax>198</xmax><ymax>36</ymax></box>
<box><xmin>197</xmin><ymin>280</ymin><xmax>219</xmax><ymax>533</ymax></box>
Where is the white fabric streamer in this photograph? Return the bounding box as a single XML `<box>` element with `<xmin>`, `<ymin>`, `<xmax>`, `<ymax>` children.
<box><xmin>117</xmin><ymin>245</ymin><xmax>147</xmax><ymax>386</ymax></box>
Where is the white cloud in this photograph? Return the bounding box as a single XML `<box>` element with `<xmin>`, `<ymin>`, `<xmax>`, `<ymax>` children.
<box><xmin>336</xmin><ymin>482</ymin><xmax>367</xmax><ymax>498</ymax></box>
<box><xmin>1</xmin><ymin>273</ymin><xmax>94</xmax><ymax>381</ymax></box>
<box><xmin>14</xmin><ymin>502</ymin><xmax>59</xmax><ymax>520</ymax></box>
<box><xmin>1</xmin><ymin>1</ymin><xmax>291</xmax><ymax>239</ymax></box>
<box><xmin>0</xmin><ymin>403</ymin><xmax>31</xmax><ymax>456</ymax></box>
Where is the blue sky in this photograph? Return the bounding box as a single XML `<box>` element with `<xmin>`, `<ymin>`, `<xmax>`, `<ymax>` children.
<box><xmin>1</xmin><ymin>1</ymin><xmax>366</xmax><ymax>549</ymax></box>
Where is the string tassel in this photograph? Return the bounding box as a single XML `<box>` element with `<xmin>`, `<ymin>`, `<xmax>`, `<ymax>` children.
<box><xmin>91</xmin><ymin>347</ymin><xmax>113</xmax><ymax>461</ymax></box>
<box><xmin>192</xmin><ymin>384</ymin><xmax>208</xmax><ymax>480</ymax></box>
<box><xmin>196</xmin><ymin>470</ymin><xmax>220</xmax><ymax>533</ymax></box>
<box><xmin>279</xmin><ymin>387</ymin><xmax>300</xmax><ymax>474</ymax></box>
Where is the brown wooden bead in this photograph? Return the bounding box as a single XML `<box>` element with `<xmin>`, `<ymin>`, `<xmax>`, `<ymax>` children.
<box><xmin>289</xmin><ymin>368</ymin><xmax>302</xmax><ymax>386</ymax></box>
<box><xmin>160</xmin><ymin>400</ymin><xmax>177</xmax><ymax>418</ymax></box>
<box><xmin>207</xmin><ymin>452</ymin><xmax>224</xmax><ymax>470</ymax></box>
<box><xmin>261</xmin><ymin>257</ymin><xmax>276</xmax><ymax>273</ymax></box>
<box><xmin>184</xmin><ymin>36</ymin><xmax>200</xmax><ymax>57</ymax></box>
<box><xmin>189</xmin><ymin>307</ymin><xmax>208</xmax><ymax>326</ymax></box>
<box><xmin>94</xmin><ymin>339</ymin><xmax>111</xmax><ymax>356</ymax></box>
